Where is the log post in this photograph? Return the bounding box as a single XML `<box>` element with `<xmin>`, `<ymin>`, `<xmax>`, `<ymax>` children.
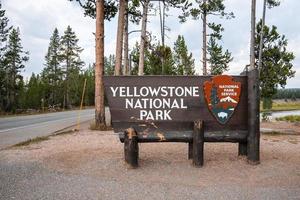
<box><xmin>188</xmin><ymin>142</ymin><xmax>193</xmax><ymax>159</ymax></box>
<box><xmin>247</xmin><ymin>69</ymin><xmax>260</xmax><ymax>164</ymax></box>
<box><xmin>193</xmin><ymin>120</ymin><xmax>204</xmax><ymax>167</ymax></box>
<box><xmin>124</xmin><ymin>128</ymin><xmax>139</xmax><ymax>168</ymax></box>
<box><xmin>238</xmin><ymin>142</ymin><xmax>247</xmax><ymax>156</ymax></box>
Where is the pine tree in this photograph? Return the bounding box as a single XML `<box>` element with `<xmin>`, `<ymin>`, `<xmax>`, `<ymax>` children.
<box><xmin>2</xmin><ymin>28</ymin><xmax>29</xmax><ymax>112</ymax></box>
<box><xmin>173</xmin><ymin>35</ymin><xmax>195</xmax><ymax>75</ymax></box>
<box><xmin>179</xmin><ymin>0</ymin><xmax>234</xmax><ymax>75</ymax></box>
<box><xmin>130</xmin><ymin>42</ymin><xmax>140</xmax><ymax>75</ymax></box>
<box><xmin>59</xmin><ymin>26</ymin><xmax>84</xmax><ymax>109</ymax></box>
<box><xmin>207</xmin><ymin>36</ymin><xmax>232</xmax><ymax>75</ymax></box>
<box><xmin>104</xmin><ymin>54</ymin><xmax>115</xmax><ymax>75</ymax></box>
<box><xmin>25</xmin><ymin>73</ymin><xmax>43</xmax><ymax>109</ymax></box>
<box><xmin>0</xmin><ymin>2</ymin><xmax>12</xmax><ymax>111</ymax></box>
<box><xmin>145</xmin><ymin>44</ymin><xmax>175</xmax><ymax>75</ymax></box>
<box><xmin>255</xmin><ymin>22</ymin><xmax>295</xmax><ymax>106</ymax></box>
<box><xmin>41</xmin><ymin>28</ymin><xmax>62</xmax><ymax>107</ymax></box>
<box><xmin>69</xmin><ymin>0</ymin><xmax>119</xmax><ymax>127</ymax></box>
<box><xmin>68</xmin><ymin>0</ymin><xmax>117</xmax><ymax>20</ymax></box>
<box><xmin>83</xmin><ymin>64</ymin><xmax>95</xmax><ymax>106</ymax></box>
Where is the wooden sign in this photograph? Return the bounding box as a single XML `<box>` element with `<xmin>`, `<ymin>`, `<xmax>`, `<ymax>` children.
<box><xmin>204</xmin><ymin>75</ymin><xmax>241</xmax><ymax>124</ymax></box>
<box><xmin>103</xmin><ymin>76</ymin><xmax>247</xmax><ymax>133</ymax></box>
<box><xmin>104</xmin><ymin>69</ymin><xmax>260</xmax><ymax>166</ymax></box>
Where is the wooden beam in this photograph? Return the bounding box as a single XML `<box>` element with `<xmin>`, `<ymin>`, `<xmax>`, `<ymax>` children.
<box><xmin>193</xmin><ymin>120</ymin><xmax>204</xmax><ymax>167</ymax></box>
<box><xmin>119</xmin><ymin>130</ymin><xmax>248</xmax><ymax>143</ymax></box>
<box><xmin>188</xmin><ymin>142</ymin><xmax>193</xmax><ymax>160</ymax></box>
<box><xmin>124</xmin><ymin>128</ymin><xmax>139</xmax><ymax>168</ymax></box>
<box><xmin>247</xmin><ymin>69</ymin><xmax>260</xmax><ymax>164</ymax></box>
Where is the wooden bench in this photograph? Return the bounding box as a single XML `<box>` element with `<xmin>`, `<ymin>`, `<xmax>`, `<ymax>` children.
<box><xmin>104</xmin><ymin>69</ymin><xmax>259</xmax><ymax>168</ymax></box>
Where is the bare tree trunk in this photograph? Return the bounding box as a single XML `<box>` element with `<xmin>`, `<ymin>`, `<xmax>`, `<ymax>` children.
<box><xmin>159</xmin><ymin>1</ymin><xmax>163</xmax><ymax>45</ymax></box>
<box><xmin>250</xmin><ymin>0</ymin><xmax>256</xmax><ymax>70</ymax></box>
<box><xmin>258</xmin><ymin>0</ymin><xmax>266</xmax><ymax>70</ymax></box>
<box><xmin>202</xmin><ymin>0</ymin><xmax>207</xmax><ymax>75</ymax></box>
<box><xmin>95</xmin><ymin>0</ymin><xmax>106</xmax><ymax>128</ymax></box>
<box><xmin>123</xmin><ymin>3</ymin><xmax>129</xmax><ymax>75</ymax></box>
<box><xmin>114</xmin><ymin>0</ymin><xmax>126</xmax><ymax>75</ymax></box>
<box><xmin>138</xmin><ymin>0</ymin><xmax>149</xmax><ymax>76</ymax></box>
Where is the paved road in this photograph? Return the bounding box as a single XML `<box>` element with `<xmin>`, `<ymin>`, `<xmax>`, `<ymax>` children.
<box><xmin>0</xmin><ymin>109</ymin><xmax>95</xmax><ymax>149</ymax></box>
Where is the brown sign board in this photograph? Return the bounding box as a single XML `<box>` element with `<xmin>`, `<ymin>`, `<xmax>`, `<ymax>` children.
<box><xmin>103</xmin><ymin>76</ymin><xmax>248</xmax><ymax>134</ymax></box>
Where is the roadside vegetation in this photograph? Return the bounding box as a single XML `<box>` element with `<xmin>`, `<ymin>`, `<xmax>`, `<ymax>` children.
<box><xmin>261</xmin><ymin>99</ymin><xmax>300</xmax><ymax>112</ymax></box>
<box><xmin>12</xmin><ymin>129</ymin><xmax>77</xmax><ymax>147</ymax></box>
<box><xmin>276</xmin><ymin>115</ymin><xmax>300</xmax><ymax>122</ymax></box>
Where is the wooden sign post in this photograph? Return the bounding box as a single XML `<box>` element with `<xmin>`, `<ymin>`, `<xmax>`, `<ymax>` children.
<box><xmin>104</xmin><ymin>69</ymin><xmax>260</xmax><ymax>167</ymax></box>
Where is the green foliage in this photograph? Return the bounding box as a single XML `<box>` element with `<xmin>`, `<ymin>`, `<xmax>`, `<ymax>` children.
<box><xmin>262</xmin><ymin>97</ymin><xmax>272</xmax><ymax>110</ymax></box>
<box><xmin>0</xmin><ymin>2</ymin><xmax>12</xmax><ymax>111</ymax></box>
<box><xmin>130</xmin><ymin>37</ymin><xmax>195</xmax><ymax>76</ymax></box>
<box><xmin>255</xmin><ymin>21</ymin><xmax>295</xmax><ymax>99</ymax></box>
<box><xmin>263</xmin><ymin>101</ymin><xmax>300</xmax><ymax>112</ymax></box>
<box><xmin>273</xmin><ymin>88</ymin><xmax>300</xmax><ymax>99</ymax></box>
<box><xmin>179</xmin><ymin>0</ymin><xmax>234</xmax><ymax>23</ymax></box>
<box><xmin>104</xmin><ymin>54</ymin><xmax>115</xmax><ymax>75</ymax></box>
<box><xmin>179</xmin><ymin>0</ymin><xmax>233</xmax><ymax>74</ymax></box>
<box><xmin>145</xmin><ymin>45</ymin><xmax>175</xmax><ymax>75</ymax></box>
<box><xmin>68</xmin><ymin>0</ymin><xmax>117</xmax><ymax>20</ymax></box>
<box><xmin>266</xmin><ymin>0</ymin><xmax>280</xmax><ymax>8</ymax></box>
<box><xmin>173</xmin><ymin>35</ymin><xmax>195</xmax><ymax>75</ymax></box>
<box><xmin>129</xmin><ymin>42</ymin><xmax>140</xmax><ymax>75</ymax></box>
<box><xmin>276</xmin><ymin>115</ymin><xmax>300</xmax><ymax>123</ymax></box>
<box><xmin>207</xmin><ymin>36</ymin><xmax>232</xmax><ymax>75</ymax></box>
<box><xmin>82</xmin><ymin>64</ymin><xmax>94</xmax><ymax>106</ymax></box>
<box><xmin>59</xmin><ymin>26</ymin><xmax>84</xmax><ymax>108</ymax></box>
<box><xmin>25</xmin><ymin>73</ymin><xmax>44</xmax><ymax>109</ymax></box>
<box><xmin>2</xmin><ymin>28</ymin><xmax>29</xmax><ymax>112</ymax></box>
<box><xmin>41</xmin><ymin>28</ymin><xmax>63</xmax><ymax>107</ymax></box>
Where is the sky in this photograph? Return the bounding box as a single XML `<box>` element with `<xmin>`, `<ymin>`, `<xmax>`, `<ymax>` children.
<box><xmin>2</xmin><ymin>0</ymin><xmax>300</xmax><ymax>88</ymax></box>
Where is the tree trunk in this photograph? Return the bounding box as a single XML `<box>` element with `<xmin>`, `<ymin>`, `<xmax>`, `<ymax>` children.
<box><xmin>202</xmin><ymin>0</ymin><xmax>207</xmax><ymax>75</ymax></box>
<box><xmin>258</xmin><ymin>0</ymin><xmax>266</xmax><ymax>70</ymax></box>
<box><xmin>138</xmin><ymin>0</ymin><xmax>149</xmax><ymax>76</ymax></box>
<box><xmin>250</xmin><ymin>0</ymin><xmax>256</xmax><ymax>70</ymax></box>
<box><xmin>123</xmin><ymin>3</ymin><xmax>129</xmax><ymax>75</ymax></box>
<box><xmin>95</xmin><ymin>0</ymin><xmax>106</xmax><ymax>128</ymax></box>
<box><xmin>114</xmin><ymin>0</ymin><xmax>126</xmax><ymax>76</ymax></box>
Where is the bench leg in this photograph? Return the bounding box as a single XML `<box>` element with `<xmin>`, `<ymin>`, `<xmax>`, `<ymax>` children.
<box><xmin>238</xmin><ymin>142</ymin><xmax>247</xmax><ymax>156</ymax></box>
<box><xmin>193</xmin><ymin>120</ymin><xmax>204</xmax><ymax>167</ymax></box>
<box><xmin>124</xmin><ymin>128</ymin><xmax>139</xmax><ymax>168</ymax></box>
<box><xmin>188</xmin><ymin>142</ymin><xmax>193</xmax><ymax>159</ymax></box>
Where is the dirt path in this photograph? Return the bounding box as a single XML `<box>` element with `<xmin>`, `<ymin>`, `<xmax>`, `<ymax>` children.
<box><xmin>1</xmin><ymin>129</ymin><xmax>300</xmax><ymax>200</ymax></box>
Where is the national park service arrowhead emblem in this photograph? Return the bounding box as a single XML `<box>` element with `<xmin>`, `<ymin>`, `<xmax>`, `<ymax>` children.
<box><xmin>203</xmin><ymin>75</ymin><xmax>241</xmax><ymax>124</ymax></box>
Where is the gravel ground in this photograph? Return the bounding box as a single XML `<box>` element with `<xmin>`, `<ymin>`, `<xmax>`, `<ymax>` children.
<box><xmin>0</xmin><ymin>128</ymin><xmax>300</xmax><ymax>200</ymax></box>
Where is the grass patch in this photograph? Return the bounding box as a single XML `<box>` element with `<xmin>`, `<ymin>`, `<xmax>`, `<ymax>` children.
<box><xmin>276</xmin><ymin>115</ymin><xmax>300</xmax><ymax>122</ymax></box>
<box><xmin>261</xmin><ymin>131</ymin><xmax>283</xmax><ymax>136</ymax></box>
<box><xmin>53</xmin><ymin>129</ymin><xmax>78</xmax><ymax>136</ymax></box>
<box><xmin>261</xmin><ymin>101</ymin><xmax>300</xmax><ymax>112</ymax></box>
<box><xmin>12</xmin><ymin>129</ymin><xmax>77</xmax><ymax>147</ymax></box>
<box><xmin>13</xmin><ymin>136</ymin><xmax>49</xmax><ymax>147</ymax></box>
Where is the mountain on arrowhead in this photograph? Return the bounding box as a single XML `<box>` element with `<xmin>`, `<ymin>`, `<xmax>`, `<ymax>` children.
<box><xmin>220</xmin><ymin>96</ymin><xmax>237</xmax><ymax>104</ymax></box>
